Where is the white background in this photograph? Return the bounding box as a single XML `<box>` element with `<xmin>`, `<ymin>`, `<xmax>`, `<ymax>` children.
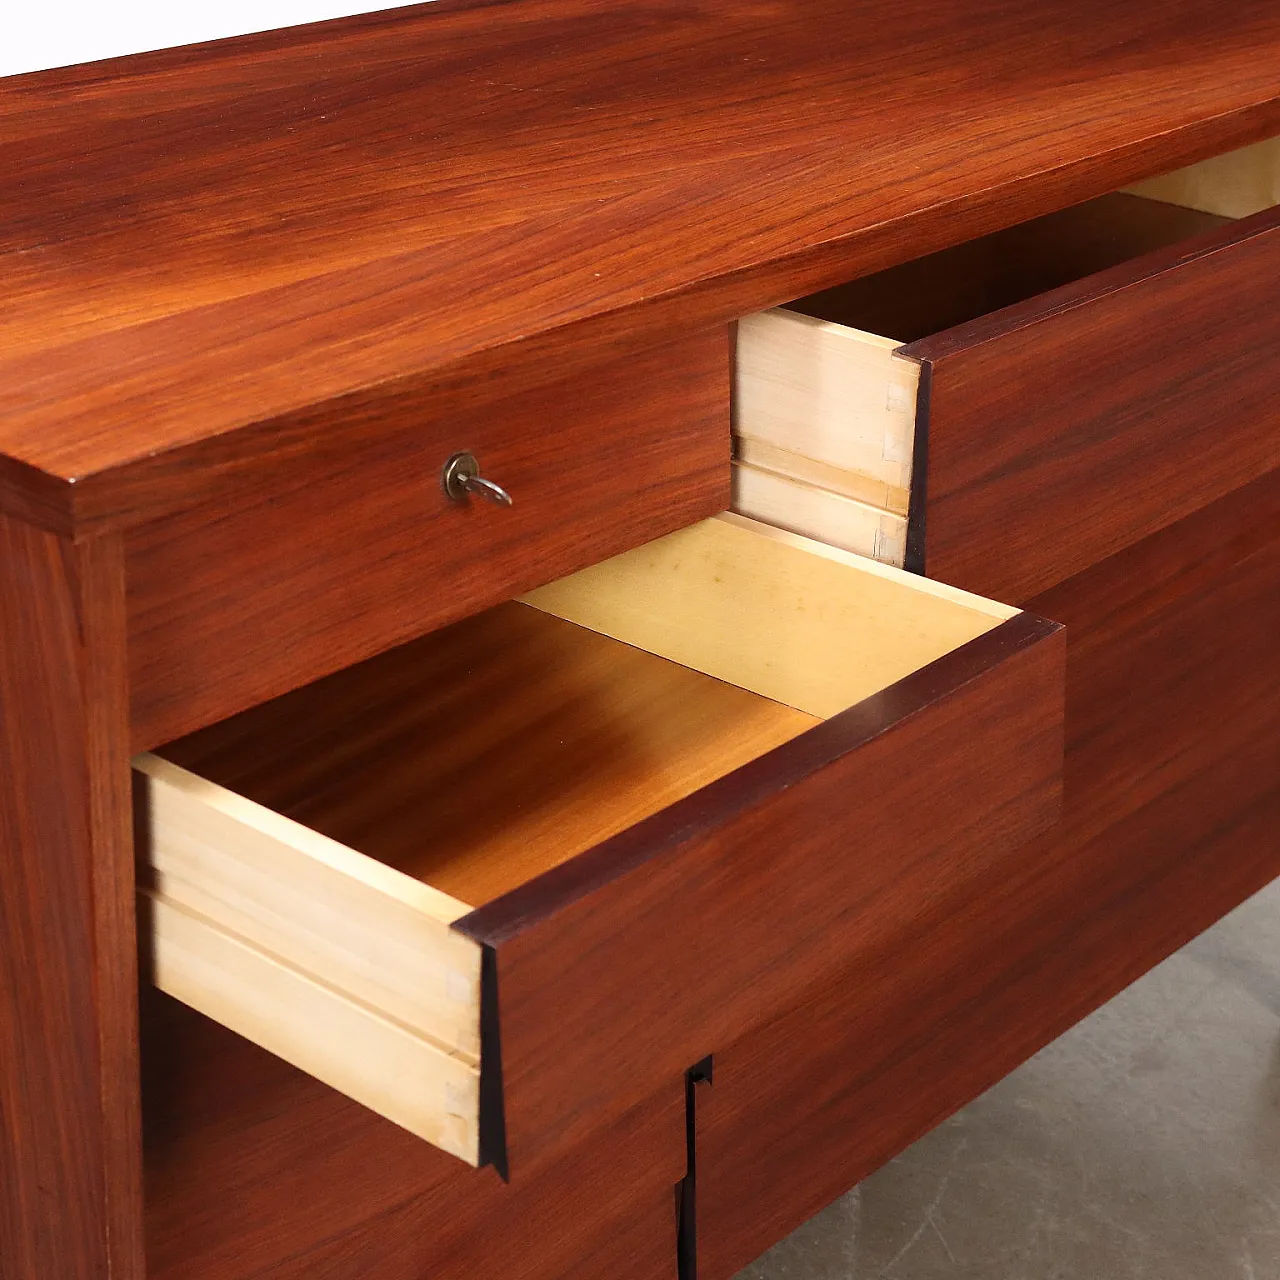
<box><xmin>2</xmin><ymin>2</ymin><xmax>431</xmax><ymax>78</ymax></box>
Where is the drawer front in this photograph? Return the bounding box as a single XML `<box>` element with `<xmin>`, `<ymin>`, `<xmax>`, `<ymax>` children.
<box><xmin>126</xmin><ymin>329</ymin><xmax>730</xmax><ymax>749</ymax></box>
<box><xmin>457</xmin><ymin>604</ymin><xmax>1064</xmax><ymax>1175</ymax></box>
<box><xmin>137</xmin><ymin>517</ymin><xmax>1064</xmax><ymax>1177</ymax></box>
<box><xmin>143</xmin><ymin>989</ymin><xmax>683</xmax><ymax>1280</ymax></box>
<box><xmin>910</xmin><ymin>205</ymin><xmax>1280</xmax><ymax>602</ymax></box>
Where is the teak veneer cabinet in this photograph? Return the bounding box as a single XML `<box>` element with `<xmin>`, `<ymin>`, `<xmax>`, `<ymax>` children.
<box><xmin>2</xmin><ymin>3</ymin><xmax>1279</xmax><ymax>1278</ymax></box>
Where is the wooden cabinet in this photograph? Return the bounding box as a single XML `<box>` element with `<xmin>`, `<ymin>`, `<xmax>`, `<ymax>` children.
<box><xmin>2</xmin><ymin>6</ymin><xmax>1278</xmax><ymax>1279</ymax></box>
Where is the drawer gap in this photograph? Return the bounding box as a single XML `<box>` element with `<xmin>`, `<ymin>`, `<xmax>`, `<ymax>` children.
<box><xmin>787</xmin><ymin>193</ymin><xmax>1230</xmax><ymax>345</ymax></box>
<box><xmin>676</xmin><ymin>1055</ymin><xmax>715</xmax><ymax>1280</ymax></box>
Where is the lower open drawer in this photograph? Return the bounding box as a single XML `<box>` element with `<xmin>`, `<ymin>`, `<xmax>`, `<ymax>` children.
<box><xmin>135</xmin><ymin>514</ymin><xmax>1064</xmax><ymax>1175</ymax></box>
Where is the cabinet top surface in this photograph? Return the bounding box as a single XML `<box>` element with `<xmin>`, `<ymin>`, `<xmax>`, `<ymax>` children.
<box><xmin>3</xmin><ymin>0</ymin><xmax>1280</xmax><ymax>530</ymax></box>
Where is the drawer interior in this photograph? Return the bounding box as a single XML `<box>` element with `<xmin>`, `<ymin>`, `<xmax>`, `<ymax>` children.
<box><xmin>786</xmin><ymin>193</ymin><xmax>1227</xmax><ymax>344</ymax></box>
<box><xmin>145</xmin><ymin>514</ymin><xmax>1015</xmax><ymax>908</ymax></box>
<box><xmin>151</xmin><ymin>602</ymin><xmax>816</xmax><ymax>910</ymax></box>
<box><xmin>732</xmin><ymin>139</ymin><xmax>1280</xmax><ymax>567</ymax></box>
<box><xmin>136</xmin><ymin>514</ymin><xmax>1015</xmax><ymax>1161</ymax></box>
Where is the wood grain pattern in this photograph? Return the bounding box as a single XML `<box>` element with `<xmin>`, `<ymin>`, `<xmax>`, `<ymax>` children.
<box><xmin>907</xmin><ymin>203</ymin><xmax>1280</xmax><ymax>602</ymax></box>
<box><xmin>3</xmin><ymin>1</ymin><xmax>1280</xmax><ymax>530</ymax></box>
<box><xmin>694</xmin><ymin>466</ymin><xmax>1280</xmax><ymax>1279</ymax></box>
<box><xmin>458</xmin><ymin>613</ymin><xmax>1063</xmax><ymax>1174</ymax></box>
<box><xmin>0</xmin><ymin>517</ymin><xmax>143</xmax><ymax>1280</ymax></box>
<box><xmin>126</xmin><ymin>329</ymin><xmax>729</xmax><ymax>749</ymax></box>
<box><xmin>156</xmin><ymin>601</ymin><xmax>815</xmax><ymax>908</ymax></box>
<box><xmin>142</xmin><ymin>988</ymin><xmax>682</xmax><ymax>1280</ymax></box>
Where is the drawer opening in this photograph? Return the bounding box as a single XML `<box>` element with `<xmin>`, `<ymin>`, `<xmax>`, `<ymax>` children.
<box><xmin>732</xmin><ymin>138</ymin><xmax>1280</xmax><ymax>570</ymax></box>
<box><xmin>134</xmin><ymin>514</ymin><xmax>1016</xmax><ymax>1164</ymax></box>
<box><xmin>785</xmin><ymin>192</ymin><xmax>1232</xmax><ymax>347</ymax></box>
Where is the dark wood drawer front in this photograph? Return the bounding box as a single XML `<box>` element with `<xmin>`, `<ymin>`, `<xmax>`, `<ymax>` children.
<box><xmin>458</xmin><ymin>601</ymin><xmax>1064</xmax><ymax>1175</ymax></box>
<box><xmin>910</xmin><ymin>205</ymin><xmax>1280</xmax><ymax>602</ymax></box>
<box><xmin>126</xmin><ymin>330</ymin><xmax>730</xmax><ymax>750</ymax></box>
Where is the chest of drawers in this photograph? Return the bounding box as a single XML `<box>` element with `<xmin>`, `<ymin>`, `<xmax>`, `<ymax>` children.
<box><xmin>1</xmin><ymin>5</ymin><xmax>1278</xmax><ymax>1278</ymax></box>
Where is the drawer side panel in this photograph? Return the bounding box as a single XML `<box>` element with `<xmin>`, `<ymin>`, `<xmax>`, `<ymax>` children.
<box><xmin>135</xmin><ymin>755</ymin><xmax>482</xmax><ymax>1062</ymax></box>
<box><xmin>730</xmin><ymin>461</ymin><xmax>908</xmax><ymax>566</ymax></box>
<box><xmin>1126</xmin><ymin>136</ymin><xmax>1280</xmax><ymax>218</ymax></box>
<box><xmin>146</xmin><ymin>893</ymin><xmax>482</xmax><ymax>1165</ymax></box>
<box><xmin>734</xmin><ymin>309</ymin><xmax>918</xmax><ymax>492</ymax></box>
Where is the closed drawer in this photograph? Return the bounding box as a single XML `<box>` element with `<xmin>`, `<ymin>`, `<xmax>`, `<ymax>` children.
<box><xmin>134</xmin><ymin>514</ymin><xmax>1063</xmax><ymax>1177</ymax></box>
<box><xmin>735</xmin><ymin>144</ymin><xmax>1280</xmax><ymax>601</ymax></box>
<box><xmin>126</xmin><ymin>329</ymin><xmax>730</xmax><ymax>749</ymax></box>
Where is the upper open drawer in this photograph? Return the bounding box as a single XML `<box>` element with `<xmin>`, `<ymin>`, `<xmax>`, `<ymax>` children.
<box><xmin>734</xmin><ymin>140</ymin><xmax>1280</xmax><ymax>602</ymax></box>
<box><xmin>135</xmin><ymin>515</ymin><xmax>1063</xmax><ymax>1176</ymax></box>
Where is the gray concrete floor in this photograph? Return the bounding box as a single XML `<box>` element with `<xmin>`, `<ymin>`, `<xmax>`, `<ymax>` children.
<box><xmin>736</xmin><ymin>880</ymin><xmax>1280</xmax><ymax>1280</ymax></box>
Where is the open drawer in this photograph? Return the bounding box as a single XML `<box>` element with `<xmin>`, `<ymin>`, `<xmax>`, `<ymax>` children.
<box><xmin>134</xmin><ymin>514</ymin><xmax>1063</xmax><ymax>1176</ymax></box>
<box><xmin>735</xmin><ymin>140</ymin><xmax>1280</xmax><ymax>601</ymax></box>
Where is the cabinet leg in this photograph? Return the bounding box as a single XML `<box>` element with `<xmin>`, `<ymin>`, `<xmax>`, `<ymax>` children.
<box><xmin>0</xmin><ymin>516</ymin><xmax>144</xmax><ymax>1280</ymax></box>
